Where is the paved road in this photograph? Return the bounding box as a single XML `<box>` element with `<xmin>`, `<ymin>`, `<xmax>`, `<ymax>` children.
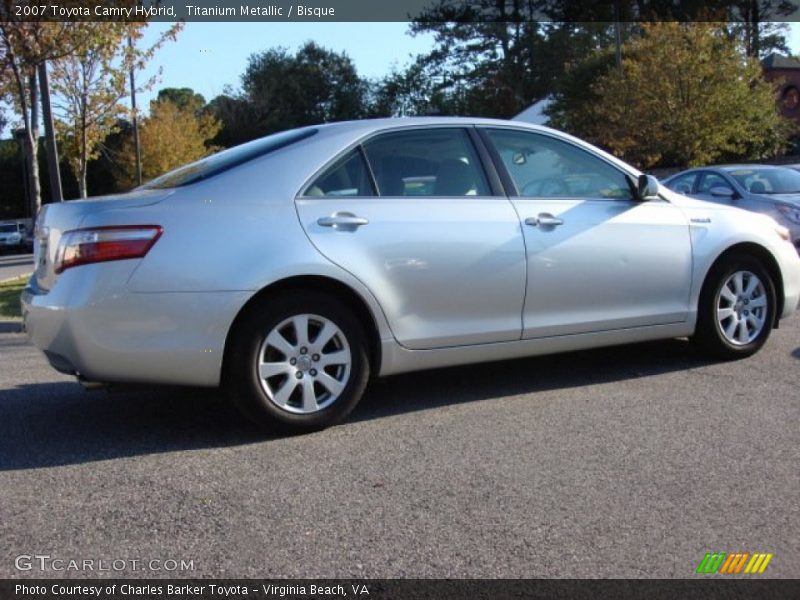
<box><xmin>1</xmin><ymin>318</ymin><xmax>798</xmax><ymax>579</ymax></box>
<box><xmin>0</xmin><ymin>252</ymin><xmax>33</xmax><ymax>282</ymax></box>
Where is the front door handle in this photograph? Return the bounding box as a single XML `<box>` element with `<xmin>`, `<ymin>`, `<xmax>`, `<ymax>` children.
<box><xmin>317</xmin><ymin>212</ymin><xmax>369</xmax><ymax>230</ymax></box>
<box><xmin>525</xmin><ymin>213</ymin><xmax>564</xmax><ymax>228</ymax></box>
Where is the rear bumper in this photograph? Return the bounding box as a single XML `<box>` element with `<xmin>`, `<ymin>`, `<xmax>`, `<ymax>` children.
<box><xmin>22</xmin><ymin>264</ymin><xmax>249</xmax><ymax>387</ymax></box>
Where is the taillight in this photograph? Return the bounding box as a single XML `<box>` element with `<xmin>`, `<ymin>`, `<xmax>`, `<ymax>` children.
<box><xmin>54</xmin><ymin>226</ymin><xmax>162</xmax><ymax>274</ymax></box>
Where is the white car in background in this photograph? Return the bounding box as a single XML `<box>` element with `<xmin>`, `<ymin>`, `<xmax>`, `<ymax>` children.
<box><xmin>0</xmin><ymin>223</ymin><xmax>25</xmax><ymax>253</ymax></box>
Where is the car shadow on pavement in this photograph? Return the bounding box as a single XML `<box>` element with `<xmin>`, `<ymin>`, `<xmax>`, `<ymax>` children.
<box><xmin>0</xmin><ymin>338</ymin><xmax>714</xmax><ymax>471</ymax></box>
<box><xmin>349</xmin><ymin>338</ymin><xmax>714</xmax><ymax>424</ymax></box>
<box><xmin>0</xmin><ymin>384</ymin><xmax>265</xmax><ymax>471</ymax></box>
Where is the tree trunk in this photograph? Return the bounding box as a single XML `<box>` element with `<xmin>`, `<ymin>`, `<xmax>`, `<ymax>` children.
<box><xmin>80</xmin><ymin>97</ymin><xmax>88</xmax><ymax>198</ymax></box>
<box><xmin>28</xmin><ymin>71</ymin><xmax>42</xmax><ymax>217</ymax></box>
<box><xmin>751</xmin><ymin>1</ymin><xmax>760</xmax><ymax>59</ymax></box>
<box><xmin>79</xmin><ymin>160</ymin><xmax>88</xmax><ymax>199</ymax></box>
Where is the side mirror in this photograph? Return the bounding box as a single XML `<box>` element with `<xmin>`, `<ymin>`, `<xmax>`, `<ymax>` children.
<box><xmin>636</xmin><ymin>174</ymin><xmax>659</xmax><ymax>201</ymax></box>
<box><xmin>709</xmin><ymin>186</ymin><xmax>735</xmax><ymax>199</ymax></box>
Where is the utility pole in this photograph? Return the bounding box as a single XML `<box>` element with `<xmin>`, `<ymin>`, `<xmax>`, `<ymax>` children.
<box><xmin>38</xmin><ymin>61</ymin><xmax>63</xmax><ymax>202</ymax></box>
<box><xmin>128</xmin><ymin>34</ymin><xmax>143</xmax><ymax>186</ymax></box>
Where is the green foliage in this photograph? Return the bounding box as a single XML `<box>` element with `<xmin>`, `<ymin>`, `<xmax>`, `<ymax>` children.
<box><xmin>368</xmin><ymin>59</ymin><xmax>451</xmax><ymax>117</ymax></box>
<box><xmin>0</xmin><ymin>276</ymin><xmax>26</xmax><ymax>320</ymax></box>
<box><xmin>116</xmin><ymin>99</ymin><xmax>221</xmax><ymax>190</ymax></box>
<box><xmin>207</xmin><ymin>89</ymin><xmax>259</xmax><ymax>148</ymax></box>
<box><xmin>410</xmin><ymin>5</ymin><xmax>624</xmax><ymax>118</ymax></box>
<box><xmin>50</xmin><ymin>23</ymin><xmax>182</xmax><ymax>198</ymax></box>
<box><xmin>407</xmin><ymin>0</ymin><xmax>790</xmax><ymax>117</ymax></box>
<box><xmin>546</xmin><ymin>47</ymin><xmax>617</xmax><ymax>137</ymax></box>
<box><xmin>240</xmin><ymin>41</ymin><xmax>368</xmax><ymax>135</ymax></box>
<box><xmin>157</xmin><ymin>87</ymin><xmax>206</xmax><ymax>113</ymax></box>
<box><xmin>550</xmin><ymin>22</ymin><xmax>791</xmax><ymax>169</ymax></box>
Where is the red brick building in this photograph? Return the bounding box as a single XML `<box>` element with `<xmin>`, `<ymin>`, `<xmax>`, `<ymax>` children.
<box><xmin>762</xmin><ymin>53</ymin><xmax>800</xmax><ymax>123</ymax></box>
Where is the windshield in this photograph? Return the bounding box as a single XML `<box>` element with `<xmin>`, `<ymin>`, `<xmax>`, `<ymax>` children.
<box><xmin>0</xmin><ymin>224</ymin><xmax>17</xmax><ymax>233</ymax></box>
<box><xmin>727</xmin><ymin>167</ymin><xmax>800</xmax><ymax>194</ymax></box>
<box><xmin>140</xmin><ymin>127</ymin><xmax>318</xmax><ymax>190</ymax></box>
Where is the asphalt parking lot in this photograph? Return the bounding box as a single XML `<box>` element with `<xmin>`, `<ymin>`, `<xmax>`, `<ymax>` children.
<box><xmin>0</xmin><ymin>317</ymin><xmax>798</xmax><ymax>579</ymax></box>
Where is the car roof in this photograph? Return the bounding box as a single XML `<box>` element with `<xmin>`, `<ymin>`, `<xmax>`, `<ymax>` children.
<box><xmin>664</xmin><ymin>164</ymin><xmax>793</xmax><ymax>180</ymax></box>
<box><xmin>310</xmin><ymin>116</ymin><xmax>558</xmax><ymax>136</ymax></box>
<box><xmin>718</xmin><ymin>164</ymin><xmax>788</xmax><ymax>172</ymax></box>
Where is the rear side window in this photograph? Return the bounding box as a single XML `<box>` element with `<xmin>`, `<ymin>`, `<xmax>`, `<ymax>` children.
<box><xmin>485</xmin><ymin>128</ymin><xmax>633</xmax><ymax>200</ymax></box>
<box><xmin>362</xmin><ymin>128</ymin><xmax>491</xmax><ymax>197</ymax></box>
<box><xmin>302</xmin><ymin>149</ymin><xmax>376</xmax><ymax>197</ymax></box>
<box><xmin>141</xmin><ymin>127</ymin><xmax>318</xmax><ymax>190</ymax></box>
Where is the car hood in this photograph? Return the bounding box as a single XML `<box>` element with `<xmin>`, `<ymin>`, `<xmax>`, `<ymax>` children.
<box><xmin>664</xmin><ymin>188</ymin><xmax>783</xmax><ymax>232</ymax></box>
<box><xmin>662</xmin><ymin>190</ymin><xmax>731</xmax><ymax>211</ymax></box>
<box><xmin>764</xmin><ymin>193</ymin><xmax>800</xmax><ymax>206</ymax></box>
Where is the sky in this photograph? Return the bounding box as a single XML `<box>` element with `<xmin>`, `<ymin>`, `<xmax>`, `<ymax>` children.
<box><xmin>136</xmin><ymin>22</ymin><xmax>436</xmax><ymax>108</ymax></box>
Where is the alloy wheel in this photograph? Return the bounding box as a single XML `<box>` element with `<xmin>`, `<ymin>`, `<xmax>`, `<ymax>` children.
<box><xmin>715</xmin><ymin>270</ymin><xmax>768</xmax><ymax>346</ymax></box>
<box><xmin>256</xmin><ymin>314</ymin><xmax>352</xmax><ymax>414</ymax></box>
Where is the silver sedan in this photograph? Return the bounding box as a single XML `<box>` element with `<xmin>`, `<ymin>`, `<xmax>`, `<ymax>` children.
<box><xmin>662</xmin><ymin>164</ymin><xmax>800</xmax><ymax>252</ymax></box>
<box><xmin>22</xmin><ymin>118</ymin><xmax>800</xmax><ymax>432</ymax></box>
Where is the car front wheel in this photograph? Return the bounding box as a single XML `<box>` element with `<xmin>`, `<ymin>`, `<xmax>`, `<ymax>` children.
<box><xmin>225</xmin><ymin>291</ymin><xmax>370</xmax><ymax>434</ymax></box>
<box><xmin>694</xmin><ymin>254</ymin><xmax>776</xmax><ymax>360</ymax></box>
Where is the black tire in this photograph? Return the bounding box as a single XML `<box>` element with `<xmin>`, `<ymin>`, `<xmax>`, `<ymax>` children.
<box><xmin>693</xmin><ymin>253</ymin><xmax>776</xmax><ymax>360</ymax></box>
<box><xmin>225</xmin><ymin>290</ymin><xmax>370</xmax><ymax>434</ymax></box>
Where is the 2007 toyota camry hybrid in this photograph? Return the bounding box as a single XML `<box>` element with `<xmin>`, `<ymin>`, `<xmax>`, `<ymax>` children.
<box><xmin>22</xmin><ymin>118</ymin><xmax>800</xmax><ymax>432</ymax></box>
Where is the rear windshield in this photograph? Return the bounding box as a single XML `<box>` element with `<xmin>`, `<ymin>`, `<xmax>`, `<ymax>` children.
<box><xmin>140</xmin><ymin>127</ymin><xmax>318</xmax><ymax>190</ymax></box>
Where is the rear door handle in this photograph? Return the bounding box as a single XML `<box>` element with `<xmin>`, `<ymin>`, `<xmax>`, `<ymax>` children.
<box><xmin>317</xmin><ymin>212</ymin><xmax>369</xmax><ymax>230</ymax></box>
<box><xmin>525</xmin><ymin>213</ymin><xmax>564</xmax><ymax>227</ymax></box>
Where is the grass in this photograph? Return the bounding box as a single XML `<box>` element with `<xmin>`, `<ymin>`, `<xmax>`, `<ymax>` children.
<box><xmin>0</xmin><ymin>275</ymin><xmax>27</xmax><ymax>320</ymax></box>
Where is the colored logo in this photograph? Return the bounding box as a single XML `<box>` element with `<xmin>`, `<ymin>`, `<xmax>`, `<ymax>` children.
<box><xmin>696</xmin><ymin>552</ymin><xmax>773</xmax><ymax>574</ymax></box>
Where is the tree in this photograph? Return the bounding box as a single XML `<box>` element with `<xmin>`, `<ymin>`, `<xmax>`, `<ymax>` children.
<box><xmin>50</xmin><ymin>23</ymin><xmax>181</xmax><ymax>198</ymax></box>
<box><xmin>545</xmin><ymin>46</ymin><xmax>617</xmax><ymax>135</ymax></box>
<box><xmin>369</xmin><ymin>59</ymin><xmax>450</xmax><ymax>117</ymax></box>
<box><xmin>156</xmin><ymin>87</ymin><xmax>206</xmax><ymax>113</ymax></box>
<box><xmin>551</xmin><ymin>22</ymin><xmax>790</xmax><ymax>168</ymax></box>
<box><xmin>116</xmin><ymin>98</ymin><xmax>221</xmax><ymax>190</ymax></box>
<box><xmin>241</xmin><ymin>41</ymin><xmax>368</xmax><ymax>136</ymax></box>
<box><xmin>724</xmin><ymin>1</ymin><xmax>792</xmax><ymax>58</ymax></box>
<box><xmin>0</xmin><ymin>21</ymin><xmax>95</xmax><ymax>214</ymax></box>
<box><xmin>207</xmin><ymin>88</ymin><xmax>259</xmax><ymax>148</ymax></box>
<box><xmin>410</xmin><ymin>1</ymin><xmax>626</xmax><ymax>118</ymax></box>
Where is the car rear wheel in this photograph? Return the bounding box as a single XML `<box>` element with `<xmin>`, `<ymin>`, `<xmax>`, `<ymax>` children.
<box><xmin>225</xmin><ymin>291</ymin><xmax>369</xmax><ymax>433</ymax></box>
<box><xmin>694</xmin><ymin>254</ymin><xmax>776</xmax><ymax>359</ymax></box>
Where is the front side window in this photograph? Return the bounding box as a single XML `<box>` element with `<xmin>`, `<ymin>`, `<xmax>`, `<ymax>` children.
<box><xmin>362</xmin><ymin>128</ymin><xmax>491</xmax><ymax>197</ymax></box>
<box><xmin>697</xmin><ymin>172</ymin><xmax>733</xmax><ymax>194</ymax></box>
<box><xmin>667</xmin><ymin>172</ymin><xmax>698</xmax><ymax>195</ymax></box>
<box><xmin>302</xmin><ymin>149</ymin><xmax>375</xmax><ymax>197</ymax></box>
<box><xmin>485</xmin><ymin>128</ymin><xmax>633</xmax><ymax>200</ymax></box>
